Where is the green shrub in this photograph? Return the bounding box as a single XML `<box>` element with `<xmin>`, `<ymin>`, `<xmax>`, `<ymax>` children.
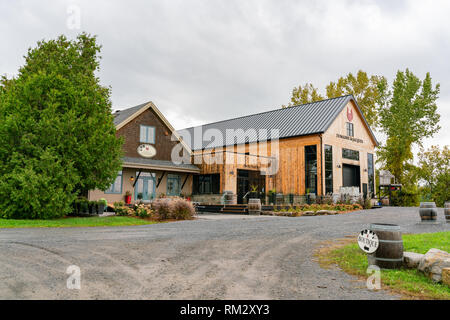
<box><xmin>390</xmin><ymin>189</ymin><xmax>420</xmax><ymax>207</ymax></box>
<box><xmin>0</xmin><ymin>154</ymin><xmax>78</xmax><ymax>219</ymax></box>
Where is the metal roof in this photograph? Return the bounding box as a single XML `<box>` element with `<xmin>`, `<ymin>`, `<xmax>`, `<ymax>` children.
<box><xmin>179</xmin><ymin>95</ymin><xmax>369</xmax><ymax>150</ymax></box>
<box><xmin>113</xmin><ymin>102</ymin><xmax>149</xmax><ymax>126</ymax></box>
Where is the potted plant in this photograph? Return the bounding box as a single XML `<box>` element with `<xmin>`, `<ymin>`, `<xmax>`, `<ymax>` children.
<box><xmin>125</xmin><ymin>191</ymin><xmax>132</xmax><ymax>204</ymax></box>
<box><xmin>88</xmin><ymin>201</ymin><xmax>96</xmax><ymax>214</ymax></box>
<box><xmin>289</xmin><ymin>190</ymin><xmax>294</xmax><ymax>205</ymax></box>
<box><xmin>79</xmin><ymin>198</ymin><xmax>89</xmax><ymax>215</ymax></box>
<box><xmin>268</xmin><ymin>189</ymin><xmax>276</xmax><ymax>205</ymax></box>
<box><xmin>249</xmin><ymin>185</ymin><xmax>258</xmax><ymax>199</ymax></box>
<box><xmin>97</xmin><ymin>199</ymin><xmax>107</xmax><ymax>215</ymax></box>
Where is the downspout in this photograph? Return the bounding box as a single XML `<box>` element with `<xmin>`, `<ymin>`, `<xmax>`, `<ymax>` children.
<box><xmin>320</xmin><ymin>134</ymin><xmax>324</xmax><ymax>196</ymax></box>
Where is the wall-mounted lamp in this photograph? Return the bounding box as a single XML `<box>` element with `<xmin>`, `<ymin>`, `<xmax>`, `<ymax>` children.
<box><xmin>364</xmin><ymin>169</ymin><xmax>368</xmax><ymax>172</ymax></box>
<box><xmin>130</xmin><ymin>176</ymin><xmax>135</xmax><ymax>182</ymax></box>
<box><xmin>230</xmin><ymin>171</ymin><xmax>234</xmax><ymax>175</ymax></box>
<box><xmin>337</xmin><ymin>164</ymin><xmax>342</xmax><ymax>168</ymax></box>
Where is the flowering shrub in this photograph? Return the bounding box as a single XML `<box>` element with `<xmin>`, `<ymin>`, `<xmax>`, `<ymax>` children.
<box><xmin>114</xmin><ymin>205</ymin><xmax>134</xmax><ymax>216</ymax></box>
<box><xmin>134</xmin><ymin>204</ymin><xmax>154</xmax><ymax>218</ymax></box>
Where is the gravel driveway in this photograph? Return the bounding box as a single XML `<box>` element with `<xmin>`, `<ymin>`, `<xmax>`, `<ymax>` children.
<box><xmin>0</xmin><ymin>207</ymin><xmax>448</xmax><ymax>300</ymax></box>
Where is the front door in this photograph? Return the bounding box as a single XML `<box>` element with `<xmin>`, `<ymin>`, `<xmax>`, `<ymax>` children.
<box><xmin>135</xmin><ymin>172</ymin><xmax>156</xmax><ymax>201</ymax></box>
<box><xmin>237</xmin><ymin>170</ymin><xmax>249</xmax><ymax>204</ymax></box>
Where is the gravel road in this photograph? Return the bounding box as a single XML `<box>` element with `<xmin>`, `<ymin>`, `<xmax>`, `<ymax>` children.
<box><xmin>0</xmin><ymin>207</ymin><xmax>448</xmax><ymax>300</ymax></box>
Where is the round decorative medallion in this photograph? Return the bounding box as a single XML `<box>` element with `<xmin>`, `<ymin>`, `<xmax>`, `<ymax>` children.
<box><xmin>137</xmin><ymin>144</ymin><xmax>156</xmax><ymax>158</ymax></box>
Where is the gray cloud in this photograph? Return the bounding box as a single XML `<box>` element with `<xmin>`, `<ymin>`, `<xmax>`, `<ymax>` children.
<box><xmin>0</xmin><ymin>0</ymin><xmax>449</xmax><ymax>150</ymax></box>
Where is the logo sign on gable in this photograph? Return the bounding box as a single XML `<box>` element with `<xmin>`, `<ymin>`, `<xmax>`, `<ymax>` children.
<box><xmin>137</xmin><ymin>144</ymin><xmax>157</xmax><ymax>158</ymax></box>
<box><xmin>347</xmin><ymin>107</ymin><xmax>353</xmax><ymax>122</ymax></box>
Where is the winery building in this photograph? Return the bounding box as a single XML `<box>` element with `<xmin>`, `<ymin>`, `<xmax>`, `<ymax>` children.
<box><xmin>88</xmin><ymin>102</ymin><xmax>199</xmax><ymax>204</ymax></box>
<box><xmin>89</xmin><ymin>95</ymin><xmax>377</xmax><ymax>205</ymax></box>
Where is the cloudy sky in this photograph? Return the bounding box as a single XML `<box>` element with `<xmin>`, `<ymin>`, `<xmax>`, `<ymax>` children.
<box><xmin>0</xmin><ymin>0</ymin><xmax>449</xmax><ymax>151</ymax></box>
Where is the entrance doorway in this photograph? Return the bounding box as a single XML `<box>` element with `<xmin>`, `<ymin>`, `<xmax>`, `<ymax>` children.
<box><xmin>135</xmin><ymin>172</ymin><xmax>156</xmax><ymax>201</ymax></box>
<box><xmin>236</xmin><ymin>170</ymin><xmax>265</xmax><ymax>204</ymax></box>
<box><xmin>342</xmin><ymin>164</ymin><xmax>361</xmax><ymax>191</ymax></box>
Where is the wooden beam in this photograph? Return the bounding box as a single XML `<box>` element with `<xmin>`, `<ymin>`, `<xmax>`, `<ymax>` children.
<box><xmin>156</xmin><ymin>171</ymin><xmax>166</xmax><ymax>188</ymax></box>
<box><xmin>181</xmin><ymin>174</ymin><xmax>190</xmax><ymax>190</ymax></box>
<box><xmin>132</xmin><ymin>169</ymin><xmax>142</xmax><ymax>188</ymax></box>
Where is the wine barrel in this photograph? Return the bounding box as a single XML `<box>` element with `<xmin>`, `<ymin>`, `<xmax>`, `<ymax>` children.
<box><xmin>276</xmin><ymin>193</ymin><xmax>284</xmax><ymax>205</ymax></box>
<box><xmin>224</xmin><ymin>191</ymin><xmax>234</xmax><ymax>205</ymax></box>
<box><xmin>445</xmin><ymin>202</ymin><xmax>450</xmax><ymax>223</ymax></box>
<box><xmin>419</xmin><ymin>202</ymin><xmax>437</xmax><ymax>221</ymax></box>
<box><xmin>248</xmin><ymin>199</ymin><xmax>261</xmax><ymax>215</ymax></box>
<box><xmin>367</xmin><ymin>223</ymin><xmax>403</xmax><ymax>269</ymax></box>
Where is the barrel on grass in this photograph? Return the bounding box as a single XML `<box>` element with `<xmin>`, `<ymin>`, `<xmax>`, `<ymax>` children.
<box><xmin>248</xmin><ymin>199</ymin><xmax>261</xmax><ymax>215</ymax></box>
<box><xmin>419</xmin><ymin>202</ymin><xmax>437</xmax><ymax>221</ymax></box>
<box><xmin>368</xmin><ymin>223</ymin><xmax>403</xmax><ymax>269</ymax></box>
<box><xmin>445</xmin><ymin>202</ymin><xmax>450</xmax><ymax>223</ymax></box>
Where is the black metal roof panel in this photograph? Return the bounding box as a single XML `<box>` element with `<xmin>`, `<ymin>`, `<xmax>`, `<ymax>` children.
<box><xmin>179</xmin><ymin>95</ymin><xmax>354</xmax><ymax>150</ymax></box>
<box><xmin>113</xmin><ymin>102</ymin><xmax>149</xmax><ymax>126</ymax></box>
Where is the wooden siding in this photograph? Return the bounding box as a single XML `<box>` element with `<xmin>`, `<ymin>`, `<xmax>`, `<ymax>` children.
<box><xmin>193</xmin><ymin>134</ymin><xmax>323</xmax><ymax>195</ymax></box>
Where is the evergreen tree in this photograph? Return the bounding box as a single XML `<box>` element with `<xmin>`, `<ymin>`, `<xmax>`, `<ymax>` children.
<box><xmin>0</xmin><ymin>34</ymin><xmax>123</xmax><ymax>219</ymax></box>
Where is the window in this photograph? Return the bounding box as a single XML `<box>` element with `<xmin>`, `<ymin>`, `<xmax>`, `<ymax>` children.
<box><xmin>140</xmin><ymin>125</ymin><xmax>155</xmax><ymax>144</ymax></box>
<box><xmin>346</xmin><ymin>122</ymin><xmax>354</xmax><ymax>137</ymax></box>
<box><xmin>167</xmin><ymin>174</ymin><xmax>181</xmax><ymax>196</ymax></box>
<box><xmin>305</xmin><ymin>145</ymin><xmax>317</xmax><ymax>194</ymax></box>
<box><xmin>368</xmin><ymin>153</ymin><xmax>375</xmax><ymax>197</ymax></box>
<box><xmin>342</xmin><ymin>148</ymin><xmax>359</xmax><ymax>160</ymax></box>
<box><xmin>325</xmin><ymin>145</ymin><xmax>333</xmax><ymax>194</ymax></box>
<box><xmin>193</xmin><ymin>174</ymin><xmax>220</xmax><ymax>194</ymax></box>
<box><xmin>105</xmin><ymin>171</ymin><xmax>122</xmax><ymax>194</ymax></box>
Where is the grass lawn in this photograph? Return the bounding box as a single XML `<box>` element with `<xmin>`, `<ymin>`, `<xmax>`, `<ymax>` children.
<box><xmin>0</xmin><ymin>216</ymin><xmax>157</xmax><ymax>228</ymax></box>
<box><xmin>317</xmin><ymin>232</ymin><xmax>450</xmax><ymax>300</ymax></box>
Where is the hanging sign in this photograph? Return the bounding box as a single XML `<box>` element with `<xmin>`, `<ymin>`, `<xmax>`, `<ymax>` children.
<box><xmin>137</xmin><ymin>144</ymin><xmax>156</xmax><ymax>158</ymax></box>
<box><xmin>357</xmin><ymin>229</ymin><xmax>379</xmax><ymax>254</ymax></box>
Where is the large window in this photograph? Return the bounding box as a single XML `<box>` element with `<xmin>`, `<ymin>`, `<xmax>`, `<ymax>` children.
<box><xmin>305</xmin><ymin>145</ymin><xmax>317</xmax><ymax>194</ymax></box>
<box><xmin>193</xmin><ymin>174</ymin><xmax>220</xmax><ymax>194</ymax></box>
<box><xmin>105</xmin><ymin>171</ymin><xmax>122</xmax><ymax>194</ymax></box>
<box><xmin>342</xmin><ymin>148</ymin><xmax>359</xmax><ymax>160</ymax></box>
<box><xmin>167</xmin><ymin>174</ymin><xmax>181</xmax><ymax>196</ymax></box>
<box><xmin>368</xmin><ymin>153</ymin><xmax>375</xmax><ymax>197</ymax></box>
<box><xmin>325</xmin><ymin>145</ymin><xmax>333</xmax><ymax>194</ymax></box>
<box><xmin>140</xmin><ymin>125</ymin><xmax>155</xmax><ymax>144</ymax></box>
<box><xmin>346</xmin><ymin>122</ymin><xmax>354</xmax><ymax>137</ymax></box>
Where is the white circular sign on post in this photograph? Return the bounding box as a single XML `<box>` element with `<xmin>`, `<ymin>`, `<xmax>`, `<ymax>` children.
<box><xmin>357</xmin><ymin>229</ymin><xmax>379</xmax><ymax>254</ymax></box>
<box><xmin>137</xmin><ymin>144</ymin><xmax>157</xmax><ymax>158</ymax></box>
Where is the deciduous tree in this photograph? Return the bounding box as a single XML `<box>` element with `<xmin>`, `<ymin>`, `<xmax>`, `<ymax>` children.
<box><xmin>326</xmin><ymin>70</ymin><xmax>386</xmax><ymax>128</ymax></box>
<box><xmin>377</xmin><ymin>69</ymin><xmax>440</xmax><ymax>186</ymax></box>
